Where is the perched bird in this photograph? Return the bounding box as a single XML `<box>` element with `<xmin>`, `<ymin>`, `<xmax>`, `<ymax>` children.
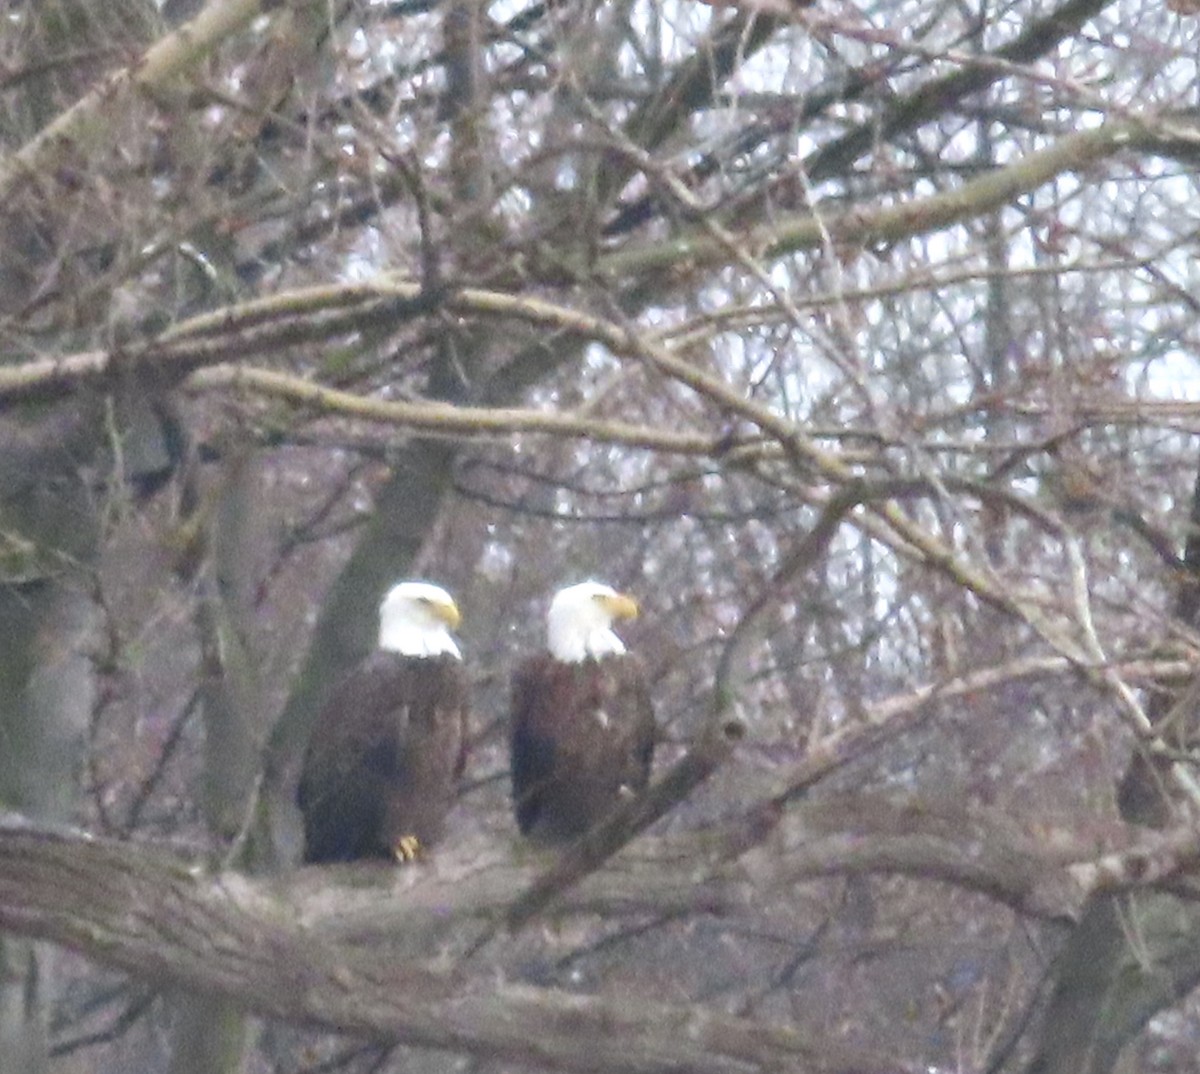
<box><xmin>297</xmin><ymin>581</ymin><xmax>469</xmax><ymax>863</ymax></box>
<box><xmin>510</xmin><ymin>581</ymin><xmax>655</xmax><ymax>844</ymax></box>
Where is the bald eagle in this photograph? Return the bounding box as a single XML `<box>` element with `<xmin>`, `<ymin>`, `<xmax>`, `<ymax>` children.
<box><xmin>510</xmin><ymin>581</ymin><xmax>655</xmax><ymax>844</ymax></box>
<box><xmin>297</xmin><ymin>581</ymin><xmax>469</xmax><ymax>863</ymax></box>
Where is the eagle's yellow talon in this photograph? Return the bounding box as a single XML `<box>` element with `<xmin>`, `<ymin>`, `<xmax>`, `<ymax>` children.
<box><xmin>296</xmin><ymin>583</ymin><xmax>466</xmax><ymax>866</ymax></box>
<box><xmin>394</xmin><ymin>835</ymin><xmax>422</xmax><ymax>862</ymax></box>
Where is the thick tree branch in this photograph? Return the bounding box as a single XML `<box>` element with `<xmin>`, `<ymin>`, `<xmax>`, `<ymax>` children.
<box><xmin>5</xmin><ymin>113</ymin><xmax>1190</xmax><ymax>412</ymax></box>
<box><xmin>601</xmin><ymin>121</ymin><xmax>1136</xmax><ymax>283</ymax></box>
<box><xmin>800</xmin><ymin>0</ymin><xmax>1118</xmax><ymax>184</ymax></box>
<box><xmin>193</xmin><ymin>365</ymin><xmax>726</xmax><ymax>456</ymax></box>
<box><xmin>0</xmin><ymin>0</ymin><xmax>278</xmax><ymax>202</ymax></box>
<box><xmin>6</xmin><ymin>774</ymin><xmax>1200</xmax><ymax>1003</ymax></box>
<box><xmin>0</xmin><ymin>814</ymin><xmax>924</xmax><ymax>1074</ymax></box>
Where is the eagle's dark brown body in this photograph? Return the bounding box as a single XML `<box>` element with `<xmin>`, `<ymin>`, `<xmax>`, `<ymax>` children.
<box><xmin>510</xmin><ymin>653</ymin><xmax>654</xmax><ymax>844</ymax></box>
<box><xmin>298</xmin><ymin>650</ymin><xmax>469</xmax><ymax>863</ymax></box>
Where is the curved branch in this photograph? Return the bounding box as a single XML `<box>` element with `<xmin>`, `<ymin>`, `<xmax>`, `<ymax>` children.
<box><xmin>6</xmin><ymin>110</ymin><xmax>1190</xmax><ymax>411</ymax></box>
<box><xmin>191</xmin><ymin>365</ymin><xmax>724</xmax><ymax>456</ymax></box>
<box><xmin>0</xmin><ymin>814</ymin><xmax>917</xmax><ymax>1074</ymax></box>
<box><xmin>599</xmin><ymin>120</ymin><xmax>1145</xmax><ymax>283</ymax></box>
<box><xmin>800</xmin><ymin>0</ymin><xmax>1117</xmax><ymax>184</ymax></box>
<box><xmin>0</xmin><ymin>0</ymin><xmax>273</xmax><ymax>202</ymax></box>
<box><xmin>5</xmin><ymin>770</ymin><xmax>1200</xmax><ymax>981</ymax></box>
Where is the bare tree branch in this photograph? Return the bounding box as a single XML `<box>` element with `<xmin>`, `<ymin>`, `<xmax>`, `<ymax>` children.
<box><xmin>0</xmin><ymin>0</ymin><xmax>278</xmax><ymax>202</ymax></box>
<box><xmin>0</xmin><ymin>814</ymin><xmax>924</xmax><ymax>1074</ymax></box>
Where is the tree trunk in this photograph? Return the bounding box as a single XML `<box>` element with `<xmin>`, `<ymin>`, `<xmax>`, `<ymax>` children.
<box><xmin>167</xmin><ymin>444</ymin><xmax>264</xmax><ymax>1074</ymax></box>
<box><xmin>0</xmin><ymin>578</ymin><xmax>98</xmax><ymax>1073</ymax></box>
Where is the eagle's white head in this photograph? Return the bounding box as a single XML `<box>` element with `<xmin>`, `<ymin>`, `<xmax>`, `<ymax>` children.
<box><xmin>546</xmin><ymin>581</ymin><xmax>639</xmax><ymax>663</ymax></box>
<box><xmin>378</xmin><ymin>581</ymin><xmax>463</xmax><ymax>659</ymax></box>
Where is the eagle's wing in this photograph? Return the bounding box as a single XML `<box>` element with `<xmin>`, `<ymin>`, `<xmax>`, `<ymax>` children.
<box><xmin>298</xmin><ymin>652</ymin><xmax>411</xmax><ymax>861</ymax></box>
<box><xmin>625</xmin><ymin>653</ymin><xmax>656</xmax><ymax>790</ymax></box>
<box><xmin>510</xmin><ymin>656</ymin><xmax>557</xmax><ymax>836</ymax></box>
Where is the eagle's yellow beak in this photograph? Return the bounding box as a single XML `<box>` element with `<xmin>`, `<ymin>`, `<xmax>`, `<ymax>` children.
<box><xmin>599</xmin><ymin>592</ymin><xmax>639</xmax><ymax>621</ymax></box>
<box><xmin>431</xmin><ymin>598</ymin><xmax>462</xmax><ymax>630</ymax></box>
